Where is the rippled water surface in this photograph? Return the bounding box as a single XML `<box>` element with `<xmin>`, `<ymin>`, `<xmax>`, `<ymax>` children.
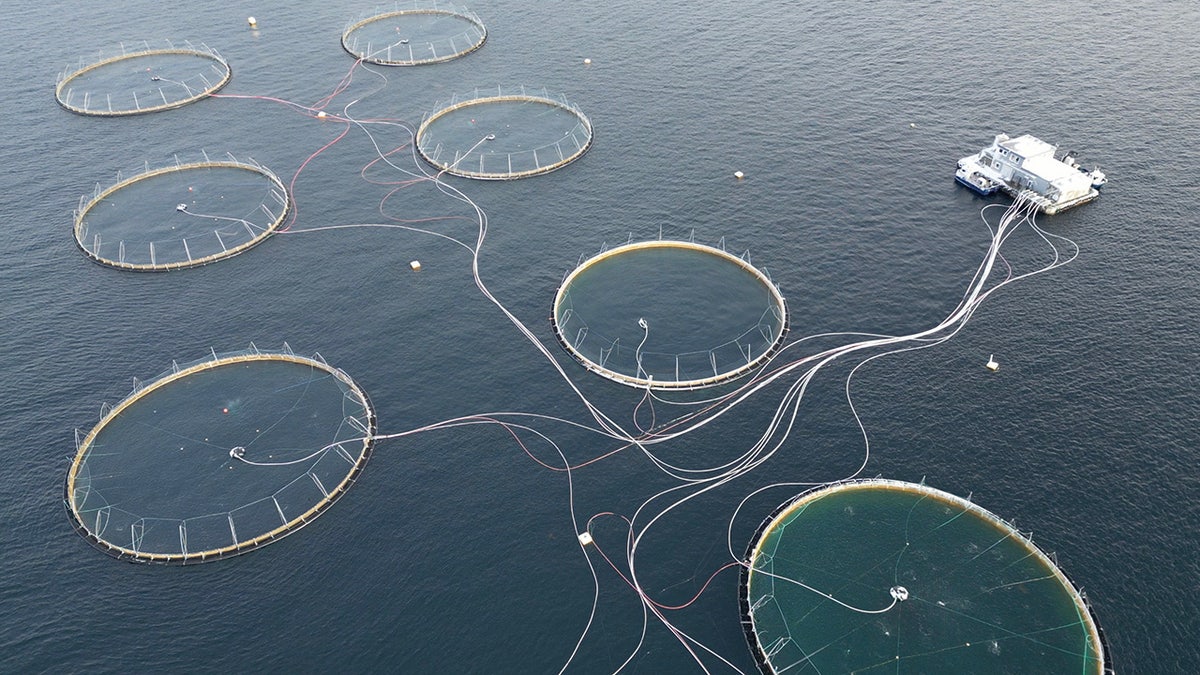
<box><xmin>1</xmin><ymin>1</ymin><xmax>1196</xmax><ymax>672</ymax></box>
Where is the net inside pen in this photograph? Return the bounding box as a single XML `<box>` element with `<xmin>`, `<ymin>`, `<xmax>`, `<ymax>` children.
<box><xmin>55</xmin><ymin>41</ymin><xmax>231</xmax><ymax>116</ymax></box>
<box><xmin>416</xmin><ymin>86</ymin><xmax>593</xmax><ymax>179</ymax></box>
<box><xmin>73</xmin><ymin>156</ymin><xmax>289</xmax><ymax>271</ymax></box>
<box><xmin>342</xmin><ymin>2</ymin><xmax>487</xmax><ymax>65</ymax></box>
<box><xmin>552</xmin><ymin>241</ymin><xmax>788</xmax><ymax>389</ymax></box>
<box><xmin>65</xmin><ymin>350</ymin><xmax>376</xmax><ymax>563</ymax></box>
<box><xmin>741</xmin><ymin>480</ymin><xmax>1108</xmax><ymax>673</ymax></box>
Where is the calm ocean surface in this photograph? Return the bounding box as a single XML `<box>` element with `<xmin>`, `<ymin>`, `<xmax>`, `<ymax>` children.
<box><xmin>1</xmin><ymin>1</ymin><xmax>1197</xmax><ymax>672</ymax></box>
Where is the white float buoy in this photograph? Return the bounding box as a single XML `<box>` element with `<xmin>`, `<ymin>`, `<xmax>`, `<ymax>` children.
<box><xmin>734</xmin><ymin>170</ymin><xmax>744</xmax><ymax>179</ymax></box>
<box><xmin>583</xmin><ymin>58</ymin><xmax>592</xmax><ymax>65</ymax></box>
<box><xmin>985</xmin><ymin>354</ymin><xmax>999</xmax><ymax>371</ymax></box>
<box><xmin>247</xmin><ymin>16</ymin><xmax>258</xmax><ymax>29</ymax></box>
<box><xmin>909</xmin><ymin>122</ymin><xmax>917</xmax><ymax>128</ymax></box>
<box><xmin>317</xmin><ymin>111</ymin><xmax>327</xmax><ymax>119</ymax></box>
<box><xmin>409</xmin><ymin>260</ymin><xmax>421</xmax><ymax>271</ymax></box>
<box><xmin>578</xmin><ymin>531</ymin><xmax>594</xmax><ymax>545</ymax></box>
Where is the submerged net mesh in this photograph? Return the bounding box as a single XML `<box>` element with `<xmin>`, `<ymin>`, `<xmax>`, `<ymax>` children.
<box><xmin>552</xmin><ymin>240</ymin><xmax>789</xmax><ymax>389</ymax></box>
<box><xmin>416</xmin><ymin>85</ymin><xmax>593</xmax><ymax>179</ymax></box>
<box><xmin>342</xmin><ymin>2</ymin><xmax>487</xmax><ymax>65</ymax></box>
<box><xmin>65</xmin><ymin>345</ymin><xmax>376</xmax><ymax>564</ymax></box>
<box><xmin>740</xmin><ymin>479</ymin><xmax>1108</xmax><ymax>673</ymax></box>
<box><xmin>73</xmin><ymin>153</ymin><xmax>289</xmax><ymax>271</ymax></box>
<box><xmin>55</xmin><ymin>40</ymin><xmax>231</xmax><ymax>116</ymax></box>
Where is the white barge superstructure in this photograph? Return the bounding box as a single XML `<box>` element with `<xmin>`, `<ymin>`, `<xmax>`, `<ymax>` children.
<box><xmin>956</xmin><ymin>133</ymin><xmax>1106</xmax><ymax>214</ymax></box>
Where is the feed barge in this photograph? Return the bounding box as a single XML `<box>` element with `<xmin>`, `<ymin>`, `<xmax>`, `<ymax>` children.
<box><xmin>956</xmin><ymin>133</ymin><xmax>1106</xmax><ymax>214</ymax></box>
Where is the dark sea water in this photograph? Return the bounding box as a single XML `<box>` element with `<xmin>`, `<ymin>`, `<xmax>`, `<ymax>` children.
<box><xmin>1</xmin><ymin>1</ymin><xmax>1197</xmax><ymax>672</ymax></box>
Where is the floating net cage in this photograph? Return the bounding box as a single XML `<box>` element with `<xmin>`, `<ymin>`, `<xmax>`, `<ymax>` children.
<box><xmin>551</xmin><ymin>240</ymin><xmax>789</xmax><ymax>389</ymax></box>
<box><xmin>739</xmin><ymin>479</ymin><xmax>1111</xmax><ymax>674</ymax></box>
<box><xmin>65</xmin><ymin>345</ymin><xmax>376</xmax><ymax>564</ymax></box>
<box><xmin>416</xmin><ymin>85</ymin><xmax>593</xmax><ymax>180</ymax></box>
<box><xmin>73</xmin><ymin>152</ymin><xmax>289</xmax><ymax>271</ymax></box>
<box><xmin>342</xmin><ymin>2</ymin><xmax>487</xmax><ymax>65</ymax></box>
<box><xmin>55</xmin><ymin>40</ymin><xmax>231</xmax><ymax>116</ymax></box>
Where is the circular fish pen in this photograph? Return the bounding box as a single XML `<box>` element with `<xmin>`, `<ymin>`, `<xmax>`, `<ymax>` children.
<box><xmin>65</xmin><ymin>346</ymin><xmax>376</xmax><ymax>564</ymax></box>
<box><xmin>73</xmin><ymin>154</ymin><xmax>289</xmax><ymax>271</ymax></box>
<box><xmin>342</xmin><ymin>2</ymin><xmax>487</xmax><ymax>65</ymax></box>
<box><xmin>551</xmin><ymin>240</ymin><xmax>788</xmax><ymax>389</ymax></box>
<box><xmin>740</xmin><ymin>479</ymin><xmax>1110</xmax><ymax>673</ymax></box>
<box><xmin>55</xmin><ymin>40</ymin><xmax>231</xmax><ymax>116</ymax></box>
<box><xmin>416</xmin><ymin>86</ymin><xmax>593</xmax><ymax>179</ymax></box>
